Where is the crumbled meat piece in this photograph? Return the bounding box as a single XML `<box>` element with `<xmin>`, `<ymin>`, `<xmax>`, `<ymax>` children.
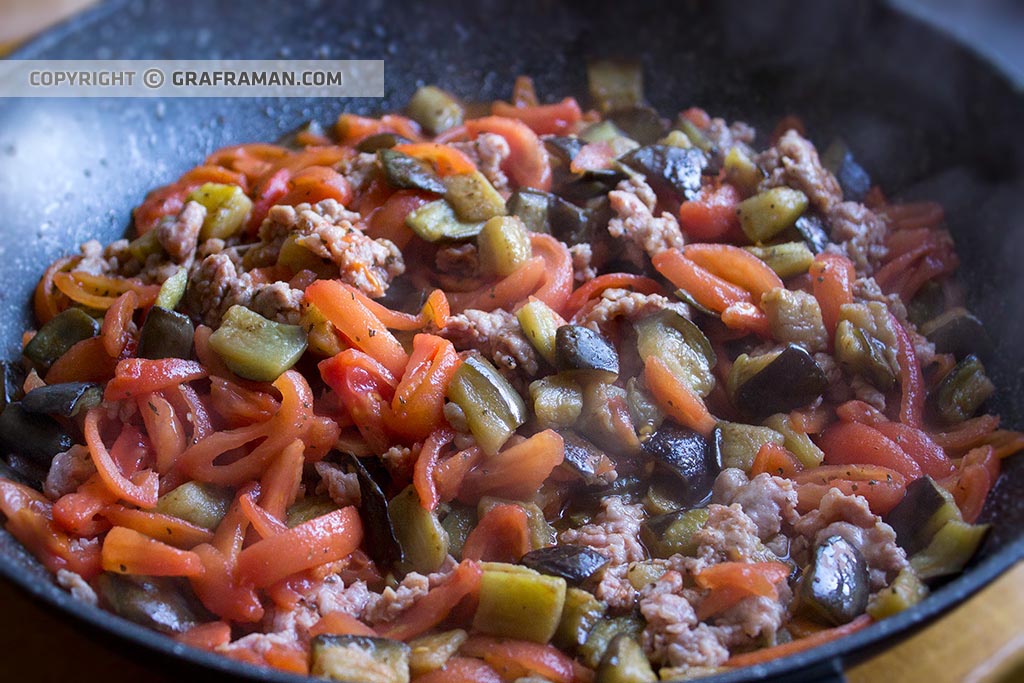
<box><xmin>640</xmin><ymin>570</ymin><xmax>730</xmax><ymax>669</ymax></box>
<box><xmin>850</xmin><ymin>374</ymin><xmax>887</xmax><ymax>411</ymax></box>
<box><xmin>761</xmin><ymin>288</ymin><xmax>829</xmax><ymax>353</ymax></box>
<box><xmin>451</xmin><ymin>133</ymin><xmax>511</xmax><ymax>193</ymax></box>
<box><xmin>381</xmin><ymin>443</ymin><xmax>417</xmax><ymax>483</ymax></box>
<box><xmin>75</xmin><ymin>239</ymin><xmax>112</xmax><ymax>276</ymax></box>
<box><xmin>157</xmin><ymin>200</ymin><xmax>205</xmax><ymax>264</ymax></box>
<box><xmin>758</xmin><ymin>130</ymin><xmax>842</xmax><ymax>214</ymax></box>
<box><xmin>435</xmin><ymin>243</ymin><xmax>479</xmax><ymax>280</ymax></box>
<box><xmin>184</xmin><ymin>252</ymin><xmax>256</xmax><ymax>327</ymax></box>
<box><xmin>265</xmin><ymin>575</ymin><xmax>373</xmax><ymax>642</ymax></box>
<box><xmin>574</xmin><ymin>288</ymin><xmax>689</xmax><ymax>336</ymax></box>
<box><xmin>339</xmin><ymin>151</ymin><xmax>380</xmax><ymax>192</ymax></box>
<box><xmin>794</xmin><ymin>489</ymin><xmax>908</xmax><ymax>589</ymax></box>
<box><xmin>704</xmin><ymin>118</ymin><xmax>757</xmax><ymax>160</ymax></box>
<box><xmin>315</xmin><ymin>461</ymin><xmax>361</xmax><ymax>508</ymax></box>
<box><xmin>592</xmin><ymin>563</ymin><xmax>638</xmax><ymax>611</ymax></box>
<box><xmin>607</xmin><ymin>177</ymin><xmax>685</xmax><ymax>268</ymax></box>
<box><xmin>826</xmin><ymin>201</ymin><xmax>889</xmax><ymax>275</ymax></box>
<box><xmin>57</xmin><ymin>569</ymin><xmax>98</xmax><ymax>606</ymax></box>
<box><xmin>712</xmin><ymin>469</ymin><xmax>799</xmax><ymax>541</ymax></box>
<box><xmin>569</xmin><ymin>243</ymin><xmax>596</xmax><ymax>283</ymax></box>
<box><xmin>691</xmin><ymin>504</ymin><xmax>765</xmax><ymax>565</ymax></box>
<box><xmin>217</xmin><ymin>632</ymin><xmax>301</xmax><ymax>660</ymax></box>
<box><xmin>362</xmin><ymin>561</ymin><xmax>455</xmax><ymax>625</ymax></box>
<box><xmin>44</xmin><ymin>445</ymin><xmax>96</xmax><ymax>500</ymax></box>
<box><xmin>250</xmin><ymin>282</ymin><xmax>304</xmax><ymax>325</ymax></box>
<box><xmin>815</xmin><ymin>351</ymin><xmax>851</xmax><ymax>404</ymax></box>
<box><xmin>261</xmin><ymin>200</ymin><xmax>404</xmax><ymax>298</ymax></box>
<box><xmin>716</xmin><ymin>588</ymin><xmax>790</xmax><ymax>645</ymax></box>
<box><xmin>441</xmin><ymin>308</ymin><xmax>540</xmax><ymax>382</ymax></box>
<box><xmin>560</xmin><ymin>496</ymin><xmax>647</xmax><ymax>567</ymax></box>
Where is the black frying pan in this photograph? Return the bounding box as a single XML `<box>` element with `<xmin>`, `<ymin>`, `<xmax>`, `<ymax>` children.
<box><xmin>2</xmin><ymin>1</ymin><xmax>1023</xmax><ymax>681</ymax></box>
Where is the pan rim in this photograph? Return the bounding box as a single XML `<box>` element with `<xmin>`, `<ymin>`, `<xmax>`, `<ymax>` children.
<box><xmin>1</xmin><ymin>0</ymin><xmax>1023</xmax><ymax>681</ymax></box>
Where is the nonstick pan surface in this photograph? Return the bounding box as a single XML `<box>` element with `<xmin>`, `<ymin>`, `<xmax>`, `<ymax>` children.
<box><xmin>2</xmin><ymin>1</ymin><xmax>1023</xmax><ymax>681</ymax></box>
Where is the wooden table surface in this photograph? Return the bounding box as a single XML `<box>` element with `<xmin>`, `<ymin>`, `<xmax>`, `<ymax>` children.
<box><xmin>2</xmin><ymin>2</ymin><xmax>1024</xmax><ymax>682</ymax></box>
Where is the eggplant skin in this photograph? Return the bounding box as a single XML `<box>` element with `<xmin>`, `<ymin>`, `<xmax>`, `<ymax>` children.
<box><xmin>798</xmin><ymin>535</ymin><xmax>869</xmax><ymax>626</ymax></box>
<box><xmin>521</xmin><ymin>545</ymin><xmax>609</xmax><ymax>585</ymax></box>
<box><xmin>734</xmin><ymin>345</ymin><xmax>827</xmax><ymax>420</ymax></box>
<box><xmin>555</xmin><ymin>325</ymin><xmax>620</xmax><ymax>381</ymax></box>
<box><xmin>640</xmin><ymin>421</ymin><xmax>721</xmax><ymax>508</ymax></box>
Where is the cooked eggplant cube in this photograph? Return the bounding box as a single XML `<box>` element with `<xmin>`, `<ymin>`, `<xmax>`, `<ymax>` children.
<box><xmin>446</xmin><ymin>354</ymin><xmax>527</xmax><ymax>456</ymax></box>
<box><xmin>23</xmin><ymin>308</ymin><xmax>100</xmax><ymax>369</ymax></box>
<box><xmin>737</xmin><ymin>187</ymin><xmax>809</xmax><ymax>243</ymax></box>
<box><xmin>734</xmin><ymin>345</ymin><xmax>827</xmax><ymax>420</ymax></box>
<box><xmin>596</xmin><ymin>634</ymin><xmax>657</xmax><ymax>683</ymax></box>
<box><xmin>389</xmin><ymin>485</ymin><xmax>449</xmax><ymax>575</ymax></box>
<box><xmin>138</xmin><ymin>306</ymin><xmax>194</xmax><ymax>360</ymax></box>
<box><xmin>0</xmin><ymin>403</ymin><xmax>74</xmax><ymax>467</ymax></box>
<box><xmin>378</xmin><ymin>149</ymin><xmax>446</xmax><ymax>194</ymax></box>
<box><xmin>929</xmin><ymin>354</ymin><xmax>995</xmax><ymax>425</ymax></box>
<box><xmin>607</xmin><ymin>106</ymin><xmax>667</xmax><ymax>146</ymax></box>
<box><xmin>207</xmin><ymin>305</ymin><xmax>307</xmax><ymax>382</ymax></box>
<box><xmin>641</xmin><ymin>421</ymin><xmax>721</xmax><ymax>508</ymax></box>
<box><xmin>97</xmin><ymin>574</ymin><xmax>201</xmax><ymax>635</ymax></box>
<box><xmin>405</xmin><ymin>199</ymin><xmax>485</xmax><ymax>242</ymax></box>
<box><xmin>797</xmin><ymin>535</ymin><xmax>869</xmax><ymax>626</ymax></box>
<box><xmin>356</xmin><ymin>132</ymin><xmax>411</xmax><ymax>153</ymax></box>
<box><xmin>554</xmin><ymin>587</ymin><xmax>607</xmax><ymax>652</ymax></box>
<box><xmin>507</xmin><ymin>188</ymin><xmax>554</xmax><ymax>233</ymax></box>
<box><xmin>579</xmin><ymin>615</ymin><xmax>644</xmax><ymax>669</ymax></box>
<box><xmin>0</xmin><ymin>361</ymin><xmax>26</xmax><ymax>413</ymax></box>
<box><xmin>407</xmin><ymin>629</ymin><xmax>467</xmax><ymax>677</ymax></box>
<box><xmin>406</xmin><ymin>85</ymin><xmax>463</xmax><ymax>136</ymax></box>
<box><xmin>21</xmin><ymin>382</ymin><xmax>102</xmax><ymax>418</ymax></box>
<box><xmin>640</xmin><ymin>507</ymin><xmax>710</xmax><ymax>559</ymax></box>
<box><xmin>156</xmin><ymin>481</ymin><xmax>233</xmax><ymax>530</ymax></box>
<box><xmin>520</xmin><ymin>545</ymin><xmax>609</xmax><ymax>585</ymax></box>
<box><xmin>822</xmin><ymin>139</ymin><xmax>871</xmax><ymax>203</ymax></box>
<box><xmin>555</xmin><ymin>325</ymin><xmax>619</xmax><ymax>383</ymax></box>
<box><xmin>884</xmin><ymin>475</ymin><xmax>963</xmax><ymax>556</ymax></box>
<box><xmin>473</xmin><ymin>562</ymin><xmax>567</xmax><ymax>643</ymax></box>
<box><xmin>793</xmin><ymin>214</ymin><xmax>830</xmax><ymax>254</ymax></box>
<box><xmin>911</xmin><ymin>519</ymin><xmax>989</xmax><ymax>580</ymax></box>
<box><xmin>587</xmin><ymin>59</ymin><xmax>644</xmax><ymax>113</ymax></box>
<box><xmin>620</xmin><ymin>145</ymin><xmax>705</xmax><ymax>202</ymax></box>
<box><xmin>310</xmin><ymin>634</ymin><xmax>411</xmax><ymax>683</ymax></box>
<box><xmin>350</xmin><ymin>454</ymin><xmax>404</xmax><ymax>568</ymax></box>
<box><xmin>561</xmin><ymin>432</ymin><xmax>616</xmax><ymax>486</ymax></box>
<box><xmin>919</xmin><ymin>307</ymin><xmax>992</xmax><ymax>360</ymax></box>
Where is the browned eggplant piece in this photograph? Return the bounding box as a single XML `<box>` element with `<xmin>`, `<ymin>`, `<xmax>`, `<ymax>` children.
<box><xmin>555</xmin><ymin>325</ymin><xmax>619</xmax><ymax>383</ymax></box>
<box><xmin>378</xmin><ymin>148</ymin><xmax>446</xmax><ymax>194</ymax></box>
<box><xmin>821</xmin><ymin>139</ymin><xmax>871</xmax><ymax>203</ymax></box>
<box><xmin>347</xmin><ymin>454</ymin><xmax>403</xmax><ymax>568</ymax></box>
<box><xmin>561</xmin><ymin>432</ymin><xmax>617</xmax><ymax>486</ymax></box>
<box><xmin>506</xmin><ymin>188</ymin><xmax>554</xmax><ymax>234</ymax></box>
<box><xmin>0</xmin><ymin>361</ymin><xmax>25</xmax><ymax>413</ymax></box>
<box><xmin>356</xmin><ymin>132</ymin><xmax>411</xmax><ymax>153</ymax></box>
<box><xmin>797</xmin><ymin>535</ymin><xmax>870</xmax><ymax>626</ymax></box>
<box><xmin>21</xmin><ymin>382</ymin><xmax>102</xmax><ymax>418</ymax></box>
<box><xmin>620</xmin><ymin>145</ymin><xmax>705</xmax><ymax>202</ymax></box>
<box><xmin>97</xmin><ymin>574</ymin><xmax>203</xmax><ymax>634</ymax></box>
<box><xmin>884</xmin><ymin>475</ymin><xmax>962</xmax><ymax>556</ymax></box>
<box><xmin>734</xmin><ymin>345</ymin><xmax>827</xmax><ymax>420</ymax></box>
<box><xmin>607</xmin><ymin>106</ymin><xmax>666</xmax><ymax>146</ymax></box>
<box><xmin>929</xmin><ymin>354</ymin><xmax>995</xmax><ymax>425</ymax></box>
<box><xmin>138</xmin><ymin>306</ymin><xmax>194</xmax><ymax>360</ymax></box>
<box><xmin>0</xmin><ymin>403</ymin><xmax>73</xmax><ymax>467</ymax></box>
<box><xmin>23</xmin><ymin>308</ymin><xmax>100</xmax><ymax>369</ymax></box>
<box><xmin>919</xmin><ymin>307</ymin><xmax>992</xmax><ymax>360</ymax></box>
<box><xmin>521</xmin><ymin>545</ymin><xmax>609</xmax><ymax>585</ymax></box>
<box><xmin>641</xmin><ymin>421</ymin><xmax>721</xmax><ymax>509</ymax></box>
<box><xmin>793</xmin><ymin>214</ymin><xmax>829</xmax><ymax>254</ymax></box>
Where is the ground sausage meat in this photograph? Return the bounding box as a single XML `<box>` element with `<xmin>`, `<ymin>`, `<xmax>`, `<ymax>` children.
<box><xmin>184</xmin><ymin>251</ymin><xmax>257</xmax><ymax>327</ymax></box>
<box><xmin>607</xmin><ymin>177</ymin><xmax>685</xmax><ymax>268</ymax></box>
<box><xmin>451</xmin><ymin>133</ymin><xmax>511</xmax><ymax>193</ymax></box>
<box><xmin>794</xmin><ymin>488</ymin><xmax>908</xmax><ymax>589</ymax></box>
<box><xmin>574</xmin><ymin>288</ymin><xmax>689</xmax><ymax>336</ymax></box>
<box><xmin>157</xmin><ymin>200</ymin><xmax>206</xmax><ymax>264</ymax></box>
<box><xmin>758</xmin><ymin>129</ymin><xmax>843</xmax><ymax>214</ymax></box>
<box><xmin>713</xmin><ymin>469</ymin><xmax>800</xmax><ymax>542</ymax></box>
<box><xmin>827</xmin><ymin>201</ymin><xmax>889</xmax><ymax>275</ymax></box>
<box><xmin>441</xmin><ymin>308</ymin><xmax>540</xmax><ymax>383</ymax></box>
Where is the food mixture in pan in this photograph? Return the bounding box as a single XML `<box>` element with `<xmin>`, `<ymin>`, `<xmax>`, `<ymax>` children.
<box><xmin>1</xmin><ymin>64</ymin><xmax>1021</xmax><ymax>682</ymax></box>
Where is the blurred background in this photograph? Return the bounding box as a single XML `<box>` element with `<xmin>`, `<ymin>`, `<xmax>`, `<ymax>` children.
<box><xmin>0</xmin><ymin>0</ymin><xmax>1022</xmax><ymax>682</ymax></box>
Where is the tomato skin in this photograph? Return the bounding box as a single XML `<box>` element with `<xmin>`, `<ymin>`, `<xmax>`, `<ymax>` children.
<box><xmin>678</xmin><ymin>183</ymin><xmax>742</xmax><ymax>241</ymax></box>
<box><xmin>491</xmin><ymin>97</ymin><xmax>583</xmax><ymax>135</ymax></box>
<box><xmin>819</xmin><ymin>421</ymin><xmax>923</xmax><ymax>480</ymax></box>
<box><xmin>792</xmin><ymin>464</ymin><xmax>908</xmax><ymax>515</ymax></box>
<box><xmin>465</xmin><ymin>116</ymin><xmax>552</xmax><ymax>191</ymax></box>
